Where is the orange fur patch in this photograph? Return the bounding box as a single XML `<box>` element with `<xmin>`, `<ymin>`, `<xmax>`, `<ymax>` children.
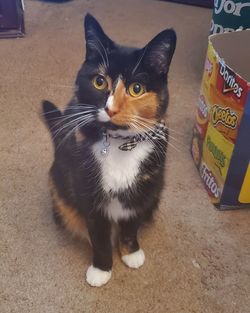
<box><xmin>118</xmin><ymin>239</ymin><xmax>134</xmax><ymax>257</ymax></box>
<box><xmin>111</xmin><ymin>80</ymin><xmax>158</xmax><ymax>128</ymax></box>
<box><xmin>49</xmin><ymin>175</ymin><xmax>88</xmax><ymax>239</ymax></box>
<box><xmin>75</xmin><ymin>129</ymin><xmax>86</xmax><ymax>143</ymax></box>
<box><xmin>106</xmin><ymin>76</ymin><xmax>112</xmax><ymax>91</ymax></box>
<box><xmin>142</xmin><ymin>174</ymin><xmax>151</xmax><ymax>181</ymax></box>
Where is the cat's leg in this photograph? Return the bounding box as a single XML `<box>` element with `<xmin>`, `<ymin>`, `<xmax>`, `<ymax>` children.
<box><xmin>86</xmin><ymin>216</ymin><xmax>112</xmax><ymax>287</ymax></box>
<box><xmin>119</xmin><ymin>219</ymin><xmax>145</xmax><ymax>269</ymax></box>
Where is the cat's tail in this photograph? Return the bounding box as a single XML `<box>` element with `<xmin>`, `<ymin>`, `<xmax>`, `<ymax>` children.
<box><xmin>41</xmin><ymin>100</ymin><xmax>63</xmax><ymax>145</ymax></box>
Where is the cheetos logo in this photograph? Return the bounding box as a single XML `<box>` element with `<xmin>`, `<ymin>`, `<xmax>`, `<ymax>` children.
<box><xmin>211</xmin><ymin>105</ymin><xmax>238</xmax><ymax>129</ymax></box>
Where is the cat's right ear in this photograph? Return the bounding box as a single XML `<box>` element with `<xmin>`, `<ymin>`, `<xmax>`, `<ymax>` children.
<box><xmin>142</xmin><ymin>28</ymin><xmax>176</xmax><ymax>76</ymax></box>
<box><xmin>41</xmin><ymin>100</ymin><xmax>62</xmax><ymax>134</ymax></box>
<box><xmin>84</xmin><ymin>13</ymin><xmax>114</xmax><ymax>61</ymax></box>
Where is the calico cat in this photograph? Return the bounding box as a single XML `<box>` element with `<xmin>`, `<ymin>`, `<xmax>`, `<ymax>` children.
<box><xmin>42</xmin><ymin>14</ymin><xmax>176</xmax><ymax>287</ymax></box>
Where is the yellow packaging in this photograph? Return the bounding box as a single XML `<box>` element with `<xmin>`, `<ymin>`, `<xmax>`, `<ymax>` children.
<box><xmin>191</xmin><ymin>30</ymin><xmax>250</xmax><ymax>209</ymax></box>
<box><xmin>238</xmin><ymin>163</ymin><xmax>250</xmax><ymax>204</ymax></box>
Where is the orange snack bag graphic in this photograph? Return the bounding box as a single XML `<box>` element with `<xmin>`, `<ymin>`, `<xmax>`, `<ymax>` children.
<box><xmin>209</xmin><ymin>103</ymin><xmax>243</xmax><ymax>143</ymax></box>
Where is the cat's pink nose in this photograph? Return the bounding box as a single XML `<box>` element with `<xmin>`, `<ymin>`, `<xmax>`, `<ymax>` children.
<box><xmin>105</xmin><ymin>107</ymin><xmax>118</xmax><ymax>118</ymax></box>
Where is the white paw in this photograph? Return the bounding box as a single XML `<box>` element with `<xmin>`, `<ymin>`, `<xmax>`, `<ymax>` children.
<box><xmin>86</xmin><ymin>265</ymin><xmax>112</xmax><ymax>287</ymax></box>
<box><xmin>122</xmin><ymin>249</ymin><xmax>145</xmax><ymax>269</ymax></box>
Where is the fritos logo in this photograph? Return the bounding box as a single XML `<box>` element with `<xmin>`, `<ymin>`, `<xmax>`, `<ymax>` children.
<box><xmin>219</xmin><ymin>62</ymin><xmax>243</xmax><ymax>98</ymax></box>
<box><xmin>200</xmin><ymin>163</ymin><xmax>220</xmax><ymax>199</ymax></box>
<box><xmin>211</xmin><ymin>104</ymin><xmax>238</xmax><ymax>129</ymax></box>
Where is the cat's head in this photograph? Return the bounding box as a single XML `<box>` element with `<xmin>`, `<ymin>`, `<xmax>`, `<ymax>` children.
<box><xmin>75</xmin><ymin>13</ymin><xmax>176</xmax><ymax>132</ymax></box>
<box><xmin>42</xmin><ymin>14</ymin><xmax>176</xmax><ymax>139</ymax></box>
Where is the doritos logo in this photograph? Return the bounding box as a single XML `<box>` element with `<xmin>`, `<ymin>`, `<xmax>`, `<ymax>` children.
<box><xmin>219</xmin><ymin>62</ymin><xmax>243</xmax><ymax>98</ymax></box>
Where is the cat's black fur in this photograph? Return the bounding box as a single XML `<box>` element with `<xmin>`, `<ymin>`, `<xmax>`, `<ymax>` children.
<box><xmin>42</xmin><ymin>14</ymin><xmax>176</xmax><ymax>285</ymax></box>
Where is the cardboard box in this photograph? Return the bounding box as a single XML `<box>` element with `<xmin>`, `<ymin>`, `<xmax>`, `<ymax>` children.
<box><xmin>191</xmin><ymin>30</ymin><xmax>250</xmax><ymax>209</ymax></box>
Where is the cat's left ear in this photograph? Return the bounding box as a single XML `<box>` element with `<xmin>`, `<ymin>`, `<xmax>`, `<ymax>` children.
<box><xmin>143</xmin><ymin>29</ymin><xmax>176</xmax><ymax>76</ymax></box>
<box><xmin>84</xmin><ymin>13</ymin><xmax>114</xmax><ymax>61</ymax></box>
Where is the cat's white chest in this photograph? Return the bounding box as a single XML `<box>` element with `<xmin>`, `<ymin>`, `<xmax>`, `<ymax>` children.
<box><xmin>92</xmin><ymin>138</ymin><xmax>153</xmax><ymax>193</ymax></box>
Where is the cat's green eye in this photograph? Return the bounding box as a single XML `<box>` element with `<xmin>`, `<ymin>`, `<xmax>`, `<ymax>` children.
<box><xmin>92</xmin><ymin>75</ymin><xmax>108</xmax><ymax>90</ymax></box>
<box><xmin>128</xmin><ymin>83</ymin><xmax>145</xmax><ymax>97</ymax></box>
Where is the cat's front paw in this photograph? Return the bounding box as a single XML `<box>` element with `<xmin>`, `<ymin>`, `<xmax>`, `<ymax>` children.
<box><xmin>122</xmin><ymin>249</ymin><xmax>145</xmax><ymax>269</ymax></box>
<box><xmin>86</xmin><ymin>265</ymin><xmax>112</xmax><ymax>287</ymax></box>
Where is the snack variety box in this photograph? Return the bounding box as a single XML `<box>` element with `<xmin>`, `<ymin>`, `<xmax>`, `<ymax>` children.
<box><xmin>191</xmin><ymin>30</ymin><xmax>250</xmax><ymax>209</ymax></box>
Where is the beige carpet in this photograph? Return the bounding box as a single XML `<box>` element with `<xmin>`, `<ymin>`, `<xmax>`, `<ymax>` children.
<box><xmin>1</xmin><ymin>1</ymin><xmax>249</xmax><ymax>312</ymax></box>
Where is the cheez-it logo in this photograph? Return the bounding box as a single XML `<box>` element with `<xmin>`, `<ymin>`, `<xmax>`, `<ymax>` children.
<box><xmin>211</xmin><ymin>105</ymin><xmax>238</xmax><ymax>129</ymax></box>
<box><xmin>219</xmin><ymin>62</ymin><xmax>243</xmax><ymax>98</ymax></box>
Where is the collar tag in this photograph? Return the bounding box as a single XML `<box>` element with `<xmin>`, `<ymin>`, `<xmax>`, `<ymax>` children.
<box><xmin>119</xmin><ymin>140</ymin><xmax>137</xmax><ymax>151</ymax></box>
<box><xmin>101</xmin><ymin>130</ymin><xmax>110</xmax><ymax>155</ymax></box>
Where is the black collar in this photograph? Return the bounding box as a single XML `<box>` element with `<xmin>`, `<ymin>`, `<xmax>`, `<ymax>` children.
<box><xmin>101</xmin><ymin>120</ymin><xmax>167</xmax><ymax>153</ymax></box>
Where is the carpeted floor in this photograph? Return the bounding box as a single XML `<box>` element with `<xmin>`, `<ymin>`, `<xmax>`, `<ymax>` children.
<box><xmin>1</xmin><ymin>1</ymin><xmax>249</xmax><ymax>312</ymax></box>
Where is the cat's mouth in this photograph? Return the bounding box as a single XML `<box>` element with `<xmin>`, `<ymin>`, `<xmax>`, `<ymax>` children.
<box><xmin>97</xmin><ymin>108</ymin><xmax>129</xmax><ymax>130</ymax></box>
<box><xmin>101</xmin><ymin>122</ymin><xmax>128</xmax><ymax>131</ymax></box>
<box><xmin>96</xmin><ymin>108</ymin><xmax>157</xmax><ymax>134</ymax></box>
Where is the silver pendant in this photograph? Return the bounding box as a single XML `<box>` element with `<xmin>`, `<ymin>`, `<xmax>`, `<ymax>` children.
<box><xmin>101</xmin><ymin>130</ymin><xmax>110</xmax><ymax>155</ymax></box>
<box><xmin>101</xmin><ymin>147</ymin><xmax>108</xmax><ymax>155</ymax></box>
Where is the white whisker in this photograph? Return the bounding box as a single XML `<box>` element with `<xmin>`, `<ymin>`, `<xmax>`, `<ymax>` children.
<box><xmin>130</xmin><ymin>117</ymin><xmax>183</xmax><ymax>154</ymax></box>
<box><xmin>51</xmin><ymin>111</ymin><xmax>95</xmax><ymax>133</ymax></box>
<box><xmin>132</xmin><ymin>46</ymin><xmax>148</xmax><ymax>75</ymax></box>
<box><xmin>56</xmin><ymin>116</ymin><xmax>94</xmax><ymax>149</ymax></box>
<box><xmin>52</xmin><ymin>114</ymin><xmax>93</xmax><ymax>140</ymax></box>
<box><xmin>49</xmin><ymin>110</ymin><xmax>96</xmax><ymax>123</ymax></box>
<box><xmin>94</xmin><ymin>35</ymin><xmax>109</xmax><ymax>68</ymax></box>
<box><xmin>88</xmin><ymin>39</ymin><xmax>108</xmax><ymax>70</ymax></box>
